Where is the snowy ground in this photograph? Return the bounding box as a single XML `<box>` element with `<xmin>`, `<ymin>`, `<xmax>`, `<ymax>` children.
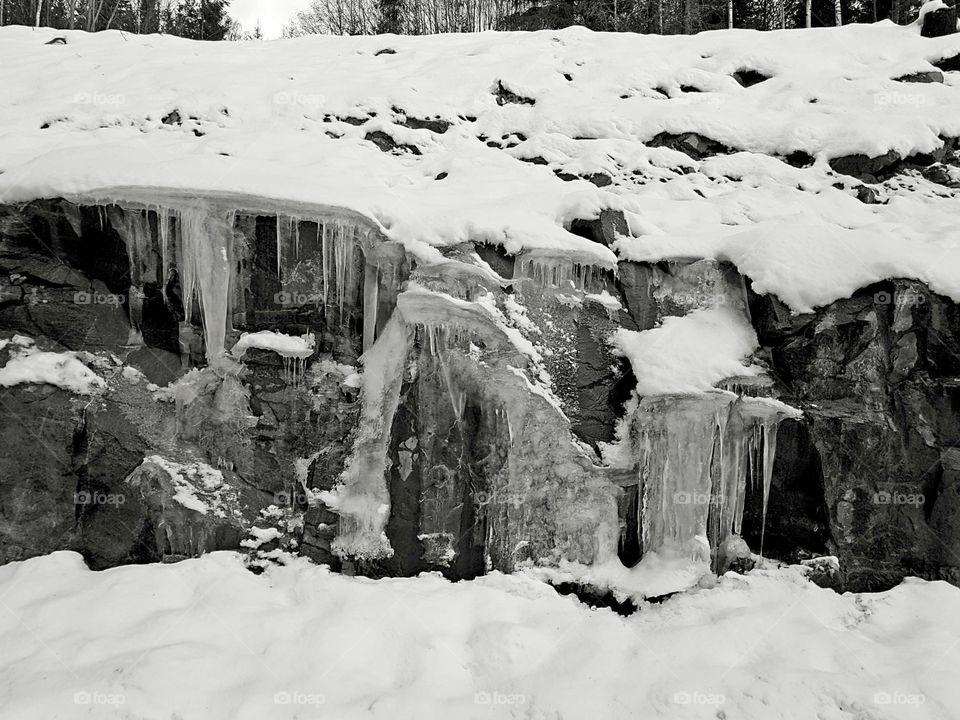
<box><xmin>1</xmin><ymin>552</ymin><xmax>958</xmax><ymax>719</ymax></box>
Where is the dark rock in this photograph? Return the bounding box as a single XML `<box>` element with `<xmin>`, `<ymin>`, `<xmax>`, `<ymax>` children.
<box><xmin>921</xmin><ymin>4</ymin><xmax>958</xmax><ymax>37</ymax></box>
<box><xmin>894</xmin><ymin>70</ymin><xmax>944</xmax><ymax>83</ymax></box>
<box><xmin>570</xmin><ymin>209</ymin><xmax>629</xmax><ymax>247</ymax></box>
<box><xmin>573</xmin><ymin>300</ymin><xmax>634</xmax><ymax>448</ymax></box>
<box><xmin>922</xmin><ymin>163</ymin><xmax>959</xmax><ymax>187</ymax></box>
<box><xmin>0</xmin><ymin>386</ymin><xmax>79</xmax><ymax>565</ymax></box>
<box><xmin>494</xmin><ymin>80</ymin><xmax>535</xmax><ymax>106</ymax></box>
<box><xmin>828</xmin><ymin>149</ymin><xmax>900</xmax><ymax>182</ymax></box>
<box><xmin>364</xmin><ymin>130</ymin><xmax>422</xmax><ymax>155</ymax></box>
<box><xmin>374</xmin><ymin>48</ymin><xmax>397</xmax><ymax>56</ymax></box>
<box><xmin>732</xmin><ymin>69</ymin><xmax>771</xmax><ymax>87</ymax></box>
<box><xmin>398</xmin><ymin>115</ymin><xmax>451</xmax><ymax>134</ymax></box>
<box><xmin>934</xmin><ymin>52</ymin><xmax>960</xmax><ymax>72</ymax></box>
<box><xmin>586</xmin><ymin>173</ymin><xmax>612</xmax><ymax>187</ymax></box>
<box><xmin>741</xmin><ymin>419</ymin><xmax>832</xmax><ymax>562</ymax></box>
<box><xmin>749</xmin><ymin>279</ymin><xmax>960</xmax><ymax>590</ymax></box>
<box><xmin>856</xmin><ymin>185</ymin><xmax>881</xmax><ymax>204</ymax></box>
<box><xmin>784</xmin><ymin>151</ymin><xmax>815</xmax><ymax>168</ymax></box>
<box><xmin>45</xmin><ymin>37</ymin><xmax>67</xmax><ymax>45</ymax></box>
<box><xmin>648</xmin><ymin>132</ymin><xmax>731</xmax><ymax>160</ymax></box>
<box><xmin>161</xmin><ymin>110</ymin><xmax>182</xmax><ymax>126</ymax></box>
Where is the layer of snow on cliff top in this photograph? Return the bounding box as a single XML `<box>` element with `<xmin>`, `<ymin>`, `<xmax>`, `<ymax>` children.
<box><xmin>612</xmin><ymin>305</ymin><xmax>763</xmax><ymax>395</ymax></box>
<box><xmin>1</xmin><ymin>551</ymin><xmax>959</xmax><ymax>719</ymax></box>
<box><xmin>0</xmin><ymin>23</ymin><xmax>959</xmax><ymax>310</ymax></box>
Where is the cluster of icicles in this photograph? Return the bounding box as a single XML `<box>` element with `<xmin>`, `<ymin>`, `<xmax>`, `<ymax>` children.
<box><xmin>632</xmin><ymin>392</ymin><xmax>798</xmax><ymax>571</ymax></box>
<box><xmin>100</xmin><ymin>199</ymin><xmax>794</xmax><ymax>575</ymax></box>
<box><xmin>106</xmin><ymin>202</ymin><xmax>378</xmax><ymax>362</ymax></box>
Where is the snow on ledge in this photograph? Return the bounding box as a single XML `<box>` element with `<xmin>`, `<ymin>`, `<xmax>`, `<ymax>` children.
<box><xmin>232</xmin><ymin>331</ymin><xmax>316</xmax><ymax>360</ymax></box>
<box><xmin>611</xmin><ymin>306</ymin><xmax>764</xmax><ymax>396</ymax></box>
<box><xmin>0</xmin><ymin>336</ymin><xmax>105</xmax><ymax>395</ymax></box>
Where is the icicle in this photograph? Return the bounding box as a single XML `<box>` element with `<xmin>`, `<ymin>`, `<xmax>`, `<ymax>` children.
<box><xmin>362</xmin><ymin>261</ymin><xmax>380</xmax><ymax>353</ymax></box>
<box><xmin>177</xmin><ymin>204</ymin><xmax>235</xmax><ymax>362</ymax></box>
<box><xmin>293</xmin><ymin>217</ymin><xmax>300</xmax><ymax>260</ymax></box>
<box><xmin>759</xmin><ymin>416</ymin><xmax>780</xmax><ymax>557</ymax></box>
<box><xmin>436</xmin><ymin>347</ymin><xmax>466</xmax><ymax>423</ymax></box>
<box><xmin>332</xmin><ymin>223</ymin><xmax>356</xmax><ymax>317</ymax></box>
<box><xmin>158</xmin><ymin>211</ymin><xmax>171</xmax><ymax>292</ymax></box>
<box><xmin>321</xmin><ymin>223</ymin><xmax>329</xmax><ymax>307</ymax></box>
<box><xmin>513</xmin><ymin>252</ymin><xmax>603</xmax><ymax>296</ymax></box>
<box><xmin>276</xmin><ymin>213</ymin><xmax>282</xmax><ymax>278</ymax></box>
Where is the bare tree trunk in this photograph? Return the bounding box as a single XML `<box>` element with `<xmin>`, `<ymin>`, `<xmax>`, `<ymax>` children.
<box><xmin>684</xmin><ymin>0</ymin><xmax>695</xmax><ymax>32</ymax></box>
<box><xmin>805</xmin><ymin>0</ymin><xmax>811</xmax><ymax>26</ymax></box>
<box><xmin>728</xmin><ymin>0</ymin><xmax>733</xmax><ymax>27</ymax></box>
<box><xmin>106</xmin><ymin>0</ymin><xmax>121</xmax><ymax>29</ymax></box>
<box><xmin>1</xmin><ymin>0</ymin><xmax>6</xmax><ymax>26</ymax></box>
<box><xmin>834</xmin><ymin>0</ymin><xmax>842</xmax><ymax>25</ymax></box>
<box><xmin>35</xmin><ymin>0</ymin><xmax>42</xmax><ymax>27</ymax></box>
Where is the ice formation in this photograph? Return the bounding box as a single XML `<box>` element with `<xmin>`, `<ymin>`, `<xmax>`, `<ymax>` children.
<box><xmin>318</xmin><ymin>316</ymin><xmax>414</xmax><ymax>560</ymax></box>
<box><xmin>176</xmin><ymin>204</ymin><xmax>236</xmax><ymax>362</ymax></box>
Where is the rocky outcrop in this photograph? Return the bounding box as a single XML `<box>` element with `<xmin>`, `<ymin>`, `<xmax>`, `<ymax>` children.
<box><xmin>921</xmin><ymin>3</ymin><xmax>958</xmax><ymax>38</ymax></box>
<box><xmin>749</xmin><ymin>280</ymin><xmax>960</xmax><ymax>590</ymax></box>
<box><xmin>3</xmin><ymin>197</ymin><xmax>960</xmax><ymax>596</ymax></box>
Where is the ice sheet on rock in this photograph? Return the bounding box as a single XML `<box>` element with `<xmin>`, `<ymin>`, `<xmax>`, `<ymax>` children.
<box><xmin>397</xmin><ymin>284</ymin><xmax>525</xmax><ymax>358</ymax></box>
<box><xmin>627</xmin><ymin>390</ymin><xmax>802</xmax><ymax>570</ymax></box>
<box><xmin>318</xmin><ymin>315</ymin><xmax>414</xmax><ymax>560</ymax></box>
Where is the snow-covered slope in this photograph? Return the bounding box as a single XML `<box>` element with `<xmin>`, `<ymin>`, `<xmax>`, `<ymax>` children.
<box><xmin>0</xmin><ymin>551</ymin><xmax>957</xmax><ymax>719</ymax></box>
<box><xmin>1</xmin><ymin>23</ymin><xmax>959</xmax><ymax>310</ymax></box>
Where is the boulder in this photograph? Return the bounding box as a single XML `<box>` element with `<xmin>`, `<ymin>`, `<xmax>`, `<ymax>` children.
<box><xmin>921</xmin><ymin>4</ymin><xmax>958</xmax><ymax>37</ymax></box>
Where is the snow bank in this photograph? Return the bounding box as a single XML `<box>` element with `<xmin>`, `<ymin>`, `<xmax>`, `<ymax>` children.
<box><xmin>1</xmin><ymin>551</ymin><xmax>958</xmax><ymax>719</ymax></box>
<box><xmin>611</xmin><ymin>305</ymin><xmax>763</xmax><ymax>395</ymax></box>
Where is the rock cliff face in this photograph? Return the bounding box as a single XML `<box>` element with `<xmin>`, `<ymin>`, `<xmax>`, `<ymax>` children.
<box><xmin>1</xmin><ymin>195</ymin><xmax>959</xmax><ymax>593</ymax></box>
<box><xmin>2</xmin><ymin>22</ymin><xmax>960</xmax><ymax>596</ymax></box>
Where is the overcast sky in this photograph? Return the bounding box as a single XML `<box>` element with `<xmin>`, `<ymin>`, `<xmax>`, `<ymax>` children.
<box><xmin>229</xmin><ymin>0</ymin><xmax>316</xmax><ymax>38</ymax></box>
